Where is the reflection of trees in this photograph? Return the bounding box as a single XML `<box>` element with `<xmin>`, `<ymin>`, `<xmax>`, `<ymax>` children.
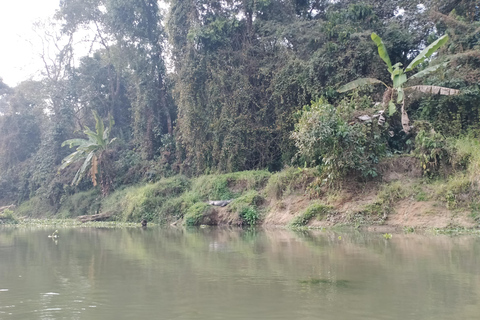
<box><xmin>0</xmin><ymin>227</ymin><xmax>479</xmax><ymax>319</ymax></box>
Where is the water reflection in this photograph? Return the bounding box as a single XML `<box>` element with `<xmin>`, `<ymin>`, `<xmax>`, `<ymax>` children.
<box><xmin>0</xmin><ymin>227</ymin><xmax>479</xmax><ymax>319</ymax></box>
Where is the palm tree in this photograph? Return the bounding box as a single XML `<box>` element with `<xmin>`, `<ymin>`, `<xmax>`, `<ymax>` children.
<box><xmin>338</xmin><ymin>33</ymin><xmax>459</xmax><ymax>134</ymax></box>
<box><xmin>59</xmin><ymin>110</ymin><xmax>116</xmax><ymax>196</ymax></box>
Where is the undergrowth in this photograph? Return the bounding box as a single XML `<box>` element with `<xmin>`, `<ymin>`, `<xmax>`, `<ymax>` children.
<box><xmin>265</xmin><ymin>167</ymin><xmax>316</xmax><ymax>200</ymax></box>
<box><xmin>289</xmin><ymin>202</ymin><xmax>333</xmax><ymax>227</ymax></box>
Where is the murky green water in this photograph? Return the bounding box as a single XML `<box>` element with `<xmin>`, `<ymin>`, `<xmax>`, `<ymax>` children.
<box><xmin>0</xmin><ymin>227</ymin><xmax>479</xmax><ymax>319</ymax></box>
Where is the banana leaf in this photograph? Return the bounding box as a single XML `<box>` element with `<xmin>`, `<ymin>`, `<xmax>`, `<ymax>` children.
<box><xmin>371</xmin><ymin>32</ymin><xmax>393</xmax><ymax>73</ymax></box>
<box><xmin>405</xmin><ymin>35</ymin><xmax>449</xmax><ymax>72</ymax></box>
<box><xmin>337</xmin><ymin>78</ymin><xmax>386</xmax><ymax>93</ymax></box>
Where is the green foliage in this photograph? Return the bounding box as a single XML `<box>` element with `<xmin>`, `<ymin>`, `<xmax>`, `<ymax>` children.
<box><xmin>265</xmin><ymin>167</ymin><xmax>316</xmax><ymax>200</ymax></box>
<box><xmin>2</xmin><ymin>0</ymin><xmax>480</xmax><ymax>221</ymax></box>
<box><xmin>291</xmin><ymin>98</ymin><xmax>386</xmax><ymax>183</ymax></box>
<box><xmin>338</xmin><ymin>32</ymin><xmax>458</xmax><ymax>135</ymax></box>
<box><xmin>414</xmin><ymin>128</ymin><xmax>449</xmax><ymax>176</ymax></box>
<box><xmin>15</xmin><ymin>196</ymin><xmax>56</xmax><ymax>218</ymax></box>
<box><xmin>60</xmin><ymin>110</ymin><xmax>116</xmax><ymax>195</ymax></box>
<box><xmin>230</xmin><ymin>190</ymin><xmax>264</xmax><ymax>226</ymax></box>
<box><xmin>184</xmin><ymin>202</ymin><xmax>211</xmax><ymax>226</ymax></box>
<box><xmin>239</xmin><ymin>206</ymin><xmax>259</xmax><ymax>226</ymax></box>
<box><xmin>0</xmin><ymin>209</ymin><xmax>19</xmax><ymax>224</ymax></box>
<box><xmin>102</xmin><ymin>175</ymin><xmax>191</xmax><ymax>223</ymax></box>
<box><xmin>192</xmin><ymin>170</ymin><xmax>270</xmax><ymax>201</ymax></box>
<box><xmin>289</xmin><ymin>202</ymin><xmax>333</xmax><ymax>227</ymax></box>
<box><xmin>57</xmin><ymin>189</ymin><xmax>101</xmax><ymax>218</ymax></box>
<box><xmin>434</xmin><ymin>174</ymin><xmax>472</xmax><ymax>210</ymax></box>
<box><xmin>363</xmin><ymin>181</ymin><xmax>410</xmax><ymax>217</ymax></box>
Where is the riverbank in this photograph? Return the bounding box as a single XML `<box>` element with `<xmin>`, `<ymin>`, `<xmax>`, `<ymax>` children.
<box><xmin>3</xmin><ymin>156</ymin><xmax>478</xmax><ymax>231</ymax></box>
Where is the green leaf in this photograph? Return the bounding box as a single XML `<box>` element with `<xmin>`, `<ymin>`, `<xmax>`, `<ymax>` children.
<box><xmin>337</xmin><ymin>78</ymin><xmax>386</xmax><ymax>93</ymax></box>
<box><xmin>73</xmin><ymin>151</ymin><xmax>95</xmax><ymax>185</ymax></box>
<box><xmin>388</xmin><ymin>100</ymin><xmax>396</xmax><ymax>116</ymax></box>
<box><xmin>409</xmin><ymin>62</ymin><xmax>449</xmax><ymax>80</ymax></box>
<box><xmin>392</xmin><ymin>73</ymin><xmax>407</xmax><ymax>89</ymax></box>
<box><xmin>93</xmin><ymin>110</ymin><xmax>105</xmax><ymax>142</ymax></box>
<box><xmin>405</xmin><ymin>35</ymin><xmax>449</xmax><ymax>72</ymax></box>
<box><xmin>371</xmin><ymin>32</ymin><xmax>392</xmax><ymax>73</ymax></box>
<box><xmin>396</xmin><ymin>88</ymin><xmax>404</xmax><ymax>104</ymax></box>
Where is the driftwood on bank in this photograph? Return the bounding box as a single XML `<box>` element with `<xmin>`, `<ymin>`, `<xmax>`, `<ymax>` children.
<box><xmin>77</xmin><ymin>212</ymin><xmax>114</xmax><ymax>223</ymax></box>
<box><xmin>0</xmin><ymin>204</ymin><xmax>15</xmax><ymax>213</ymax></box>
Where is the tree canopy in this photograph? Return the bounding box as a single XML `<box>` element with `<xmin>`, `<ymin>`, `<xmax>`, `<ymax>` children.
<box><xmin>0</xmin><ymin>0</ymin><xmax>479</xmax><ymax>208</ymax></box>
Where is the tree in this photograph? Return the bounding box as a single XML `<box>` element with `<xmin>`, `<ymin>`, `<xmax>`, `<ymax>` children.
<box><xmin>59</xmin><ymin>110</ymin><xmax>116</xmax><ymax>196</ymax></box>
<box><xmin>338</xmin><ymin>32</ymin><xmax>460</xmax><ymax>134</ymax></box>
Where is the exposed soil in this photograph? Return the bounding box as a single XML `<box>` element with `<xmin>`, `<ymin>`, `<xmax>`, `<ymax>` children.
<box><xmin>211</xmin><ymin>157</ymin><xmax>478</xmax><ymax>230</ymax></box>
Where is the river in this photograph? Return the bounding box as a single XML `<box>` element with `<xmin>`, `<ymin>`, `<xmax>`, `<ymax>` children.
<box><xmin>0</xmin><ymin>227</ymin><xmax>479</xmax><ymax>319</ymax></box>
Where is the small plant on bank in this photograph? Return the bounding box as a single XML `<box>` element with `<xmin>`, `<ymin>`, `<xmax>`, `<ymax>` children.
<box><xmin>289</xmin><ymin>203</ymin><xmax>333</xmax><ymax>227</ymax></box>
<box><xmin>265</xmin><ymin>167</ymin><xmax>316</xmax><ymax>200</ymax></box>
<box><xmin>239</xmin><ymin>206</ymin><xmax>259</xmax><ymax>226</ymax></box>
<box><xmin>362</xmin><ymin>181</ymin><xmax>410</xmax><ymax>218</ymax></box>
<box><xmin>184</xmin><ymin>202</ymin><xmax>212</xmax><ymax>226</ymax></box>
<box><xmin>0</xmin><ymin>209</ymin><xmax>19</xmax><ymax>224</ymax></box>
<box><xmin>229</xmin><ymin>190</ymin><xmax>264</xmax><ymax>226</ymax></box>
<box><xmin>414</xmin><ymin>128</ymin><xmax>449</xmax><ymax>176</ymax></box>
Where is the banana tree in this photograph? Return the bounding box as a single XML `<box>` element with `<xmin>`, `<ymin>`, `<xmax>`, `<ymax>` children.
<box><xmin>59</xmin><ymin>110</ymin><xmax>116</xmax><ymax>196</ymax></box>
<box><xmin>338</xmin><ymin>32</ymin><xmax>459</xmax><ymax>134</ymax></box>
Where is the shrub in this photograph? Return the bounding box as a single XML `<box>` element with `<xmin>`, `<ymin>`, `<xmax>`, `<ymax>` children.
<box><xmin>291</xmin><ymin>98</ymin><xmax>386</xmax><ymax>184</ymax></box>
<box><xmin>184</xmin><ymin>202</ymin><xmax>212</xmax><ymax>226</ymax></box>
<box><xmin>414</xmin><ymin>127</ymin><xmax>449</xmax><ymax>176</ymax></box>
<box><xmin>289</xmin><ymin>203</ymin><xmax>333</xmax><ymax>227</ymax></box>
<box><xmin>239</xmin><ymin>206</ymin><xmax>259</xmax><ymax>226</ymax></box>
<box><xmin>0</xmin><ymin>209</ymin><xmax>19</xmax><ymax>224</ymax></box>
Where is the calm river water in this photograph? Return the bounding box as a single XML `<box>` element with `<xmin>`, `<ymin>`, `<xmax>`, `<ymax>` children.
<box><xmin>0</xmin><ymin>227</ymin><xmax>479</xmax><ymax>319</ymax></box>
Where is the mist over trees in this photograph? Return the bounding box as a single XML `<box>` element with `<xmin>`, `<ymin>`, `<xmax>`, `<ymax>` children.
<box><xmin>0</xmin><ymin>0</ymin><xmax>479</xmax><ymax>211</ymax></box>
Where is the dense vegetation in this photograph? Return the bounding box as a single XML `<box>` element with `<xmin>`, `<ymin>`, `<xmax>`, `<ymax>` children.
<box><xmin>0</xmin><ymin>0</ymin><xmax>479</xmax><ymax>225</ymax></box>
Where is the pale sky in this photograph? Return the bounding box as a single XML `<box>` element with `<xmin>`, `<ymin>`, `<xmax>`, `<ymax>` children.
<box><xmin>0</xmin><ymin>0</ymin><xmax>60</xmax><ymax>87</ymax></box>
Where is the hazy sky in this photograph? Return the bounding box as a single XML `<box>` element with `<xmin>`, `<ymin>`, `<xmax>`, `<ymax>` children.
<box><xmin>0</xmin><ymin>0</ymin><xmax>60</xmax><ymax>86</ymax></box>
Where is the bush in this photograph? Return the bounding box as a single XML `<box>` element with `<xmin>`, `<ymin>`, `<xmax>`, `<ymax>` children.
<box><xmin>184</xmin><ymin>202</ymin><xmax>212</xmax><ymax>226</ymax></box>
<box><xmin>414</xmin><ymin>127</ymin><xmax>449</xmax><ymax>176</ymax></box>
<box><xmin>291</xmin><ymin>98</ymin><xmax>386</xmax><ymax>184</ymax></box>
<box><xmin>0</xmin><ymin>209</ymin><xmax>19</xmax><ymax>224</ymax></box>
<box><xmin>289</xmin><ymin>203</ymin><xmax>333</xmax><ymax>227</ymax></box>
<box><xmin>239</xmin><ymin>206</ymin><xmax>259</xmax><ymax>226</ymax></box>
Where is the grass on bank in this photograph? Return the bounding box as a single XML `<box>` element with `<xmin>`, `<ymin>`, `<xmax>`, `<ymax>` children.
<box><xmin>9</xmin><ymin>135</ymin><xmax>480</xmax><ymax>229</ymax></box>
<box><xmin>289</xmin><ymin>202</ymin><xmax>333</xmax><ymax>228</ymax></box>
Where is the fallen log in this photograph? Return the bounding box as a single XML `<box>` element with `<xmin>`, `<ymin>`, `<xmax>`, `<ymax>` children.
<box><xmin>77</xmin><ymin>212</ymin><xmax>114</xmax><ymax>223</ymax></box>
